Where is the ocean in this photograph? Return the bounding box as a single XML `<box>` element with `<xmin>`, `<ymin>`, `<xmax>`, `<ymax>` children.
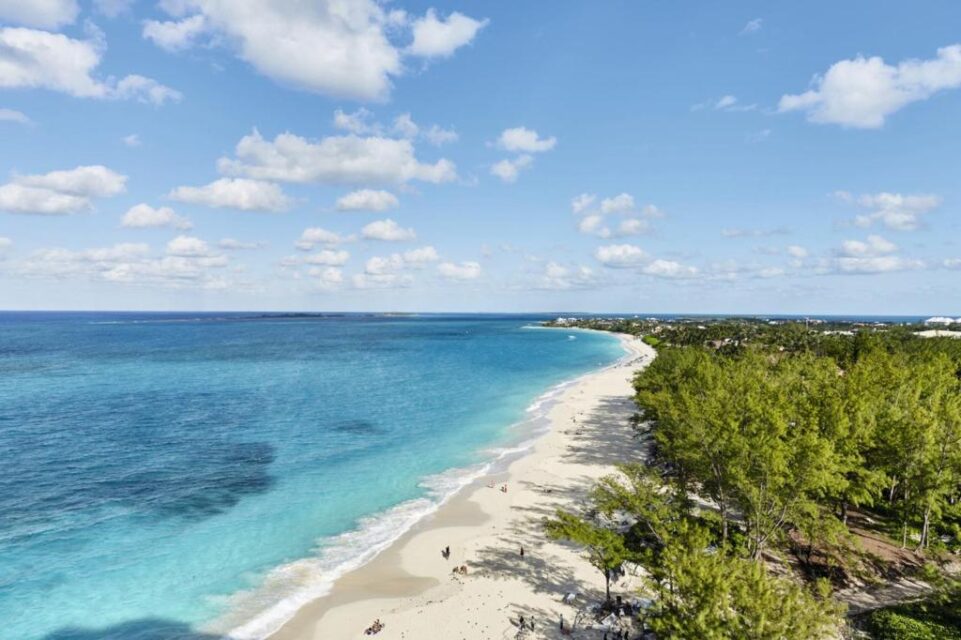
<box><xmin>0</xmin><ymin>313</ymin><xmax>625</xmax><ymax>640</ymax></box>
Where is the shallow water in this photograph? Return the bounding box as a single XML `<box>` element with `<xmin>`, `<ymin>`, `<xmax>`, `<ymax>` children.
<box><xmin>0</xmin><ymin>313</ymin><xmax>623</xmax><ymax>640</ymax></box>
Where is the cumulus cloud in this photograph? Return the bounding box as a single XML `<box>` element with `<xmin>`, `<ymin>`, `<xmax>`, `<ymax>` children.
<box><xmin>142</xmin><ymin>1</ymin><xmax>486</xmax><ymax>101</ymax></box>
<box><xmin>335</xmin><ymin>189</ymin><xmax>399</xmax><ymax>212</ymax></box>
<box><xmin>641</xmin><ymin>259</ymin><xmax>699</xmax><ymax>279</ymax></box>
<box><xmin>407</xmin><ymin>9</ymin><xmax>488</xmax><ymax>58</ymax></box>
<box><xmin>424</xmin><ymin>124</ymin><xmax>458</xmax><ymax>146</ymax></box>
<box><xmin>0</xmin><ymin>27</ymin><xmax>181</xmax><ymax>104</ymax></box>
<box><xmin>169</xmin><ymin>178</ymin><xmax>292</xmax><ymax>212</ymax></box>
<box><xmin>844</xmin><ymin>192</ymin><xmax>942</xmax><ymax>231</ymax></box>
<box><xmin>537</xmin><ymin>261</ymin><xmax>597</xmax><ymax>290</ymax></box>
<box><xmin>166</xmin><ymin>235</ymin><xmax>214</xmax><ymax>257</ymax></box>
<box><xmin>594</xmin><ymin>244</ymin><xmax>647</xmax><ymax>267</ymax></box>
<box><xmin>438</xmin><ymin>260</ymin><xmax>481</xmax><ymax>280</ymax></box>
<box><xmin>787</xmin><ymin>245</ymin><xmax>809</xmax><ymax>258</ymax></box>
<box><xmin>779</xmin><ymin>44</ymin><xmax>961</xmax><ymax>128</ymax></box>
<box><xmin>832</xmin><ymin>234</ymin><xmax>923</xmax><ymax>274</ymax></box>
<box><xmin>0</xmin><ymin>236</ymin><xmax>11</xmax><ymax>252</ymax></box>
<box><xmin>334</xmin><ymin>108</ymin><xmax>380</xmax><ymax>135</ymax></box>
<box><xmin>0</xmin><ymin>108</ymin><xmax>31</xmax><ymax>125</ymax></box>
<box><xmin>496</xmin><ymin>127</ymin><xmax>557</xmax><ymax>153</ymax></box>
<box><xmin>304</xmin><ymin>249</ymin><xmax>350</xmax><ymax>266</ymax></box>
<box><xmin>296</xmin><ymin>227</ymin><xmax>350</xmax><ymax>250</ymax></box>
<box><xmin>0</xmin><ymin>165</ymin><xmax>126</xmax><ymax>215</ymax></box>
<box><xmin>490</xmin><ymin>155</ymin><xmax>533</xmax><ymax>183</ymax></box>
<box><xmin>361</xmin><ymin>218</ymin><xmax>415</xmax><ymax>241</ymax></box>
<box><xmin>121</xmin><ymin>204</ymin><xmax>193</xmax><ymax>230</ymax></box>
<box><xmin>574</xmin><ymin>192</ymin><xmax>660</xmax><ymax>237</ymax></box>
<box><xmin>0</xmin><ymin>0</ymin><xmax>78</xmax><ymax>29</ymax></box>
<box><xmin>218</xmin><ymin>129</ymin><xmax>457</xmax><ymax>185</ymax></box>
<box><xmin>143</xmin><ymin>14</ymin><xmax>208</xmax><ymax>52</ymax></box>
<box><xmin>309</xmin><ymin>266</ymin><xmax>344</xmax><ymax>290</ymax></box>
<box><xmin>16</xmin><ymin>241</ymin><xmax>232</xmax><ymax>289</ymax></box>
<box><xmin>122</xmin><ymin>134</ymin><xmax>141</xmax><ymax>147</ymax></box>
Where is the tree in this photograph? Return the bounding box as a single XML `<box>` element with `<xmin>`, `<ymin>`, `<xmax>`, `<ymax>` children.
<box><xmin>645</xmin><ymin>524</ymin><xmax>844</xmax><ymax>639</ymax></box>
<box><xmin>545</xmin><ymin>510</ymin><xmax>632</xmax><ymax>605</ymax></box>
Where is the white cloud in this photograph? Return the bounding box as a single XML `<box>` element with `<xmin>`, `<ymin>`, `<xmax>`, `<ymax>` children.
<box><xmin>16</xmin><ymin>242</ymin><xmax>232</xmax><ymax>288</ymax></box>
<box><xmin>167</xmin><ymin>235</ymin><xmax>213</xmax><ymax>257</ymax></box>
<box><xmin>642</xmin><ymin>259</ymin><xmax>698</xmax><ymax>279</ymax></box>
<box><xmin>392</xmin><ymin>112</ymin><xmax>418</xmax><ymax>138</ymax></box>
<box><xmin>617</xmin><ymin>218</ymin><xmax>650</xmax><ymax>236</ymax></box>
<box><xmin>571</xmin><ymin>193</ymin><xmax>596</xmax><ymax>215</ymax></box>
<box><xmin>787</xmin><ymin>245</ymin><xmax>808</xmax><ymax>258</ymax></box>
<box><xmin>361</xmin><ymin>218</ymin><xmax>415</xmax><ymax>241</ymax></box>
<box><xmin>143</xmin><ymin>15</ymin><xmax>208</xmax><ymax>52</ymax></box>
<box><xmin>594</xmin><ymin>244</ymin><xmax>646</xmax><ymax>267</ymax></box>
<box><xmin>0</xmin><ymin>184</ymin><xmax>89</xmax><ymax>215</ymax></box>
<box><xmin>122</xmin><ymin>203</ymin><xmax>192</xmax><ymax>230</ymax></box>
<box><xmin>740</xmin><ymin>18</ymin><xmax>762</xmax><ymax>35</ymax></box>
<box><xmin>296</xmin><ymin>227</ymin><xmax>349</xmax><ymax>250</ymax></box>
<box><xmin>334</xmin><ymin>108</ymin><xmax>380</xmax><ymax>135</ymax></box>
<box><xmin>218</xmin><ymin>129</ymin><xmax>457</xmax><ymax>185</ymax></box>
<box><xmin>496</xmin><ymin>127</ymin><xmax>557</xmax><ymax>153</ymax></box>
<box><xmin>143</xmin><ymin>1</ymin><xmax>486</xmax><ymax>101</ymax></box>
<box><xmin>578</xmin><ymin>214</ymin><xmax>610</xmax><ymax>238</ymax></box>
<box><xmin>0</xmin><ymin>236</ymin><xmax>11</xmax><ymax>251</ymax></box>
<box><xmin>0</xmin><ymin>108</ymin><xmax>31</xmax><ymax>125</ymax></box>
<box><xmin>0</xmin><ymin>165</ymin><xmax>126</xmax><ymax>215</ymax></box>
<box><xmin>0</xmin><ymin>27</ymin><xmax>181</xmax><ymax>104</ymax></box>
<box><xmin>715</xmin><ymin>95</ymin><xmax>737</xmax><ymax>109</ymax></box>
<box><xmin>848</xmin><ymin>192</ymin><xmax>942</xmax><ymax>231</ymax></box>
<box><xmin>169</xmin><ymin>178</ymin><xmax>292</xmax><ymax>212</ymax></box>
<box><xmin>600</xmin><ymin>193</ymin><xmax>635</xmax><ymax>215</ymax></box>
<box><xmin>537</xmin><ymin>261</ymin><xmax>597</xmax><ymax>290</ymax></box>
<box><xmin>424</xmin><ymin>124</ymin><xmax>458</xmax><ymax>146</ymax></box>
<box><xmin>304</xmin><ymin>249</ymin><xmax>350</xmax><ymax>266</ymax></box>
<box><xmin>402</xmin><ymin>245</ymin><xmax>439</xmax><ymax>265</ymax></box>
<box><xmin>438</xmin><ymin>260</ymin><xmax>481</xmax><ymax>280</ymax></box>
<box><xmin>309</xmin><ymin>266</ymin><xmax>344</xmax><ymax>290</ymax></box>
<box><xmin>407</xmin><ymin>9</ymin><xmax>488</xmax><ymax>58</ymax></box>
<box><xmin>218</xmin><ymin>238</ymin><xmax>263</xmax><ymax>250</ymax></box>
<box><xmin>832</xmin><ymin>234</ymin><xmax>923</xmax><ymax>274</ymax></box>
<box><xmin>335</xmin><ymin>189</ymin><xmax>399</xmax><ymax>212</ymax></box>
<box><xmin>122</xmin><ymin>134</ymin><xmax>141</xmax><ymax>147</ymax></box>
<box><xmin>839</xmin><ymin>234</ymin><xmax>897</xmax><ymax>257</ymax></box>
<box><xmin>0</xmin><ymin>0</ymin><xmax>78</xmax><ymax>29</ymax></box>
<box><xmin>16</xmin><ymin>165</ymin><xmax>126</xmax><ymax>197</ymax></box>
<box><xmin>490</xmin><ymin>155</ymin><xmax>533</xmax><ymax>183</ymax></box>
<box><xmin>779</xmin><ymin>44</ymin><xmax>961</xmax><ymax>128</ymax></box>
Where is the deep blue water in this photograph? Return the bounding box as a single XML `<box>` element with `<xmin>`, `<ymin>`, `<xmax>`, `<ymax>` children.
<box><xmin>0</xmin><ymin>313</ymin><xmax>624</xmax><ymax>640</ymax></box>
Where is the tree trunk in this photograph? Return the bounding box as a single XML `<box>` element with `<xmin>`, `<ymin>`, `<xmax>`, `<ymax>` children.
<box><xmin>604</xmin><ymin>569</ymin><xmax>612</xmax><ymax>605</ymax></box>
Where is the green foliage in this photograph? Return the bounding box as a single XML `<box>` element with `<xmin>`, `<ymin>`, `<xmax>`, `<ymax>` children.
<box><xmin>864</xmin><ymin>609</ymin><xmax>961</xmax><ymax>640</ymax></box>
<box><xmin>545</xmin><ymin>509</ymin><xmax>634</xmax><ymax>603</ymax></box>
<box><xmin>644</xmin><ymin>522</ymin><xmax>844</xmax><ymax>639</ymax></box>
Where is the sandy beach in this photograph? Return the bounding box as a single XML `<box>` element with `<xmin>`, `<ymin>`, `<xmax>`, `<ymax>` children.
<box><xmin>267</xmin><ymin>333</ymin><xmax>655</xmax><ymax>640</ymax></box>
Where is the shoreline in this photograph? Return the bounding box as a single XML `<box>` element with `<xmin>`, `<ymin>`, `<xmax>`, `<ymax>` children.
<box><xmin>260</xmin><ymin>332</ymin><xmax>654</xmax><ymax>640</ymax></box>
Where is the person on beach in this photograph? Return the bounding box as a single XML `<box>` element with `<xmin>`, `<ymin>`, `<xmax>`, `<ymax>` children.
<box><xmin>559</xmin><ymin>614</ymin><xmax>565</xmax><ymax>631</ymax></box>
<box><xmin>518</xmin><ymin>614</ymin><xmax>525</xmax><ymax>629</ymax></box>
<box><xmin>520</xmin><ymin>545</ymin><xmax>524</xmax><ymax>558</ymax></box>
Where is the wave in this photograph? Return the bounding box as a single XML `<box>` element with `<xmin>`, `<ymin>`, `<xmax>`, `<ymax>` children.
<box><xmin>204</xmin><ymin>334</ymin><xmax>631</xmax><ymax>640</ymax></box>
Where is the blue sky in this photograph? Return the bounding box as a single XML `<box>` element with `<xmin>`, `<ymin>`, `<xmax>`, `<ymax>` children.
<box><xmin>1</xmin><ymin>1</ymin><xmax>960</xmax><ymax>314</ymax></box>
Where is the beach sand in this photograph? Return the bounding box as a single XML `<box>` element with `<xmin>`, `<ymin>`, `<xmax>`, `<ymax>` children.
<box><xmin>268</xmin><ymin>333</ymin><xmax>655</xmax><ymax>640</ymax></box>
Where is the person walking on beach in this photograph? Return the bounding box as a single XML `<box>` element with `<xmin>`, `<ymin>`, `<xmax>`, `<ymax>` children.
<box><xmin>520</xmin><ymin>545</ymin><xmax>524</xmax><ymax>558</ymax></box>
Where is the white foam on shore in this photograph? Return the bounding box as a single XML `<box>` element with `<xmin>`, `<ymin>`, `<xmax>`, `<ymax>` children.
<box><xmin>205</xmin><ymin>331</ymin><xmax>636</xmax><ymax>640</ymax></box>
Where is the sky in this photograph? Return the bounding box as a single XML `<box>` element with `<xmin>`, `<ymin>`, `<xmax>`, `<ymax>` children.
<box><xmin>1</xmin><ymin>1</ymin><xmax>960</xmax><ymax>314</ymax></box>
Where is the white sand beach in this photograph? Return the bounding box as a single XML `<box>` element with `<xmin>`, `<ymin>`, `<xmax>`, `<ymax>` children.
<box><xmin>267</xmin><ymin>334</ymin><xmax>655</xmax><ymax>640</ymax></box>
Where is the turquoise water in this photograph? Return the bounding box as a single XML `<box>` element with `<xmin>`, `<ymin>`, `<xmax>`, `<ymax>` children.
<box><xmin>0</xmin><ymin>313</ymin><xmax>624</xmax><ymax>640</ymax></box>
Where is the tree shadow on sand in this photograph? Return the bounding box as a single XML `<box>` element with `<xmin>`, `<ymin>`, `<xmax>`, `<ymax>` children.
<box><xmin>43</xmin><ymin>619</ymin><xmax>229</xmax><ymax>640</ymax></box>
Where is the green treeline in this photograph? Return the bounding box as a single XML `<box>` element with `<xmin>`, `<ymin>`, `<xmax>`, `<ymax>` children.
<box><xmin>546</xmin><ymin>322</ymin><xmax>961</xmax><ymax>638</ymax></box>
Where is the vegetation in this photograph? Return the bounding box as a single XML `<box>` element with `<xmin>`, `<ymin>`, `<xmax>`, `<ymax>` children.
<box><xmin>543</xmin><ymin>317</ymin><xmax>961</xmax><ymax>637</ymax></box>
